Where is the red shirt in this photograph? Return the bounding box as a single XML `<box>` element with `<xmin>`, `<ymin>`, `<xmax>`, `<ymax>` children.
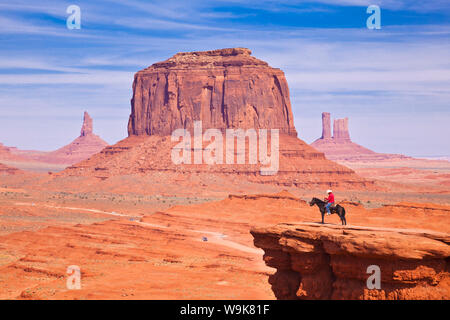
<box><xmin>326</xmin><ymin>193</ymin><xmax>335</xmax><ymax>203</ymax></box>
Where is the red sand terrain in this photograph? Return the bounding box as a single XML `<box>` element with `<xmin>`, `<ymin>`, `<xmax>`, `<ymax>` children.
<box><xmin>0</xmin><ymin>138</ymin><xmax>448</xmax><ymax>300</ymax></box>
<box><xmin>58</xmin><ymin>134</ymin><xmax>374</xmax><ymax>190</ymax></box>
<box><xmin>354</xmin><ymin>167</ymin><xmax>450</xmax><ymax>192</ymax></box>
<box><xmin>0</xmin><ymin>187</ymin><xmax>448</xmax><ymax>300</ymax></box>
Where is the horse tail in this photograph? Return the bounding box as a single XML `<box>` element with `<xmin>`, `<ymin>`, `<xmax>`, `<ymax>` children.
<box><xmin>339</xmin><ymin>205</ymin><xmax>347</xmax><ymax>225</ymax></box>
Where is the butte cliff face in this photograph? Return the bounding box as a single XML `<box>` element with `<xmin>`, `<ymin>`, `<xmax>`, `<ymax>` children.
<box><xmin>333</xmin><ymin>118</ymin><xmax>350</xmax><ymax>141</ymax></box>
<box><xmin>311</xmin><ymin>112</ymin><xmax>410</xmax><ymax>161</ymax></box>
<box><xmin>80</xmin><ymin>111</ymin><xmax>93</xmax><ymax>137</ymax></box>
<box><xmin>251</xmin><ymin>222</ymin><xmax>450</xmax><ymax>300</ymax></box>
<box><xmin>128</xmin><ymin>48</ymin><xmax>297</xmax><ymax>136</ymax></box>
<box><xmin>60</xmin><ymin>49</ymin><xmax>375</xmax><ymax>190</ymax></box>
<box><xmin>321</xmin><ymin>112</ymin><xmax>331</xmax><ymax>139</ymax></box>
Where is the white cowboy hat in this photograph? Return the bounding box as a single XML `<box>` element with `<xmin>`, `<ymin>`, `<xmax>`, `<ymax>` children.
<box><xmin>326</xmin><ymin>189</ymin><xmax>333</xmax><ymax>193</ymax></box>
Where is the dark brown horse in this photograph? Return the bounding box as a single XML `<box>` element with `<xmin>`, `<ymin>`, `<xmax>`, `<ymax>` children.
<box><xmin>309</xmin><ymin>197</ymin><xmax>347</xmax><ymax>225</ymax></box>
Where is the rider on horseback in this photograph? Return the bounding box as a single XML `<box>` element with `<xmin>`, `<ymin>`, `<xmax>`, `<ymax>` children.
<box><xmin>324</xmin><ymin>189</ymin><xmax>335</xmax><ymax>216</ymax></box>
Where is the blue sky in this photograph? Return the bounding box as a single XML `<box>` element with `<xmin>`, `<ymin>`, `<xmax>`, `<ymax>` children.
<box><xmin>0</xmin><ymin>0</ymin><xmax>449</xmax><ymax>157</ymax></box>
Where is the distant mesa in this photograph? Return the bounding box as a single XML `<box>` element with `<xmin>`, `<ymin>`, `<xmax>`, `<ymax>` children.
<box><xmin>60</xmin><ymin>48</ymin><xmax>374</xmax><ymax>190</ymax></box>
<box><xmin>0</xmin><ymin>142</ymin><xmax>33</xmax><ymax>162</ymax></box>
<box><xmin>0</xmin><ymin>162</ymin><xmax>22</xmax><ymax>175</ymax></box>
<box><xmin>35</xmin><ymin>111</ymin><xmax>109</xmax><ymax>165</ymax></box>
<box><xmin>0</xmin><ymin>111</ymin><xmax>108</xmax><ymax>166</ymax></box>
<box><xmin>319</xmin><ymin>112</ymin><xmax>350</xmax><ymax>141</ymax></box>
<box><xmin>0</xmin><ymin>143</ymin><xmax>11</xmax><ymax>157</ymax></box>
<box><xmin>311</xmin><ymin>112</ymin><xmax>410</xmax><ymax>162</ymax></box>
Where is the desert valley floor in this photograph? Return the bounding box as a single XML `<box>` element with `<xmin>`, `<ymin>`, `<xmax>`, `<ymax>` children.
<box><xmin>0</xmin><ymin>160</ymin><xmax>449</xmax><ymax>299</ymax></box>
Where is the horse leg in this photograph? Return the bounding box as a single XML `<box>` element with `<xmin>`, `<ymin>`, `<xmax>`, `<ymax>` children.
<box><xmin>321</xmin><ymin>210</ymin><xmax>325</xmax><ymax>224</ymax></box>
<box><xmin>338</xmin><ymin>210</ymin><xmax>344</xmax><ymax>225</ymax></box>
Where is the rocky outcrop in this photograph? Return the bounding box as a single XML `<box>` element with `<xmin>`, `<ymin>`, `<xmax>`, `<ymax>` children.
<box><xmin>321</xmin><ymin>112</ymin><xmax>331</xmax><ymax>139</ymax></box>
<box><xmin>0</xmin><ymin>143</ymin><xmax>10</xmax><ymax>154</ymax></box>
<box><xmin>312</xmin><ymin>113</ymin><xmax>410</xmax><ymax>161</ymax></box>
<box><xmin>80</xmin><ymin>111</ymin><xmax>93</xmax><ymax>137</ymax></box>
<box><xmin>333</xmin><ymin>118</ymin><xmax>350</xmax><ymax>141</ymax></box>
<box><xmin>251</xmin><ymin>222</ymin><xmax>450</xmax><ymax>300</ymax></box>
<box><xmin>60</xmin><ymin>51</ymin><xmax>375</xmax><ymax>190</ymax></box>
<box><xmin>128</xmin><ymin>48</ymin><xmax>297</xmax><ymax>137</ymax></box>
<box><xmin>11</xmin><ymin>112</ymin><xmax>109</xmax><ymax>165</ymax></box>
<box><xmin>60</xmin><ymin>134</ymin><xmax>376</xmax><ymax>189</ymax></box>
<box><xmin>1</xmin><ymin>112</ymin><xmax>108</xmax><ymax>166</ymax></box>
<box><xmin>39</xmin><ymin>112</ymin><xmax>109</xmax><ymax>165</ymax></box>
<box><xmin>0</xmin><ymin>163</ymin><xmax>22</xmax><ymax>175</ymax></box>
<box><xmin>228</xmin><ymin>190</ymin><xmax>302</xmax><ymax>202</ymax></box>
<box><xmin>0</xmin><ymin>143</ymin><xmax>26</xmax><ymax>161</ymax></box>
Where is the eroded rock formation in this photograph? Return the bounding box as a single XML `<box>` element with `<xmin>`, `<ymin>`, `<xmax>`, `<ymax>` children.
<box><xmin>321</xmin><ymin>112</ymin><xmax>331</xmax><ymax>139</ymax></box>
<box><xmin>312</xmin><ymin>113</ymin><xmax>410</xmax><ymax>161</ymax></box>
<box><xmin>61</xmin><ymin>134</ymin><xmax>376</xmax><ymax>189</ymax></box>
<box><xmin>39</xmin><ymin>111</ymin><xmax>109</xmax><ymax>164</ymax></box>
<box><xmin>333</xmin><ymin>118</ymin><xmax>350</xmax><ymax>141</ymax></box>
<box><xmin>0</xmin><ymin>143</ymin><xmax>23</xmax><ymax>161</ymax></box>
<box><xmin>60</xmin><ymin>50</ymin><xmax>375</xmax><ymax>190</ymax></box>
<box><xmin>1</xmin><ymin>112</ymin><xmax>108</xmax><ymax>166</ymax></box>
<box><xmin>80</xmin><ymin>111</ymin><xmax>93</xmax><ymax>137</ymax></box>
<box><xmin>0</xmin><ymin>143</ymin><xmax>10</xmax><ymax>154</ymax></box>
<box><xmin>251</xmin><ymin>222</ymin><xmax>450</xmax><ymax>300</ymax></box>
<box><xmin>0</xmin><ymin>163</ymin><xmax>22</xmax><ymax>175</ymax></box>
<box><xmin>128</xmin><ymin>48</ymin><xmax>297</xmax><ymax>136</ymax></box>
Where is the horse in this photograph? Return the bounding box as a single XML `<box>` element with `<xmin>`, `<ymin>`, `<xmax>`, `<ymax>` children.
<box><xmin>309</xmin><ymin>197</ymin><xmax>347</xmax><ymax>225</ymax></box>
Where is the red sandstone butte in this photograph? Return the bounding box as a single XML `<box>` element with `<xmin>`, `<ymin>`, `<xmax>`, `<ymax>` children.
<box><xmin>33</xmin><ymin>111</ymin><xmax>109</xmax><ymax>165</ymax></box>
<box><xmin>311</xmin><ymin>112</ymin><xmax>410</xmax><ymax>161</ymax></box>
<box><xmin>60</xmin><ymin>49</ymin><xmax>373</xmax><ymax>190</ymax></box>
<box><xmin>80</xmin><ymin>111</ymin><xmax>94</xmax><ymax>137</ymax></box>
<box><xmin>128</xmin><ymin>48</ymin><xmax>297</xmax><ymax>136</ymax></box>
<box><xmin>333</xmin><ymin>118</ymin><xmax>350</xmax><ymax>141</ymax></box>
<box><xmin>1</xmin><ymin>112</ymin><xmax>108</xmax><ymax>166</ymax></box>
<box><xmin>321</xmin><ymin>112</ymin><xmax>331</xmax><ymax>139</ymax></box>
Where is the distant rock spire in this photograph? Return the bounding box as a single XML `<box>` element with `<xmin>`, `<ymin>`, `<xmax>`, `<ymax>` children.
<box><xmin>333</xmin><ymin>118</ymin><xmax>350</xmax><ymax>141</ymax></box>
<box><xmin>321</xmin><ymin>112</ymin><xmax>331</xmax><ymax>139</ymax></box>
<box><xmin>80</xmin><ymin>111</ymin><xmax>93</xmax><ymax>137</ymax></box>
